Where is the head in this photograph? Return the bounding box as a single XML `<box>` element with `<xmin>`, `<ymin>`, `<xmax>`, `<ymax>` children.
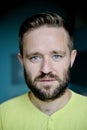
<box><xmin>19</xmin><ymin>12</ymin><xmax>74</xmax><ymax>56</ymax></box>
<box><xmin>18</xmin><ymin>12</ymin><xmax>77</xmax><ymax>101</ymax></box>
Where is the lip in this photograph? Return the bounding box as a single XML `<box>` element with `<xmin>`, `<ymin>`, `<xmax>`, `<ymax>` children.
<box><xmin>38</xmin><ymin>78</ymin><xmax>56</xmax><ymax>81</ymax></box>
<box><xmin>37</xmin><ymin>80</ymin><xmax>56</xmax><ymax>86</ymax></box>
<box><xmin>40</xmin><ymin>79</ymin><xmax>55</xmax><ymax>81</ymax></box>
<box><xmin>38</xmin><ymin>79</ymin><xmax>56</xmax><ymax>83</ymax></box>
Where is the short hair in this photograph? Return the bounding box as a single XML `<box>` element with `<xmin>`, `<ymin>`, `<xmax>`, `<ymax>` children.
<box><xmin>19</xmin><ymin>12</ymin><xmax>73</xmax><ymax>56</ymax></box>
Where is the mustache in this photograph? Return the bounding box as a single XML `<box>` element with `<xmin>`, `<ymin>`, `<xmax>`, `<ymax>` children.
<box><xmin>35</xmin><ymin>72</ymin><xmax>59</xmax><ymax>81</ymax></box>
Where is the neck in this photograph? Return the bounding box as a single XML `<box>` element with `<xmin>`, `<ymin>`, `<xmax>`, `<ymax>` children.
<box><xmin>28</xmin><ymin>89</ymin><xmax>72</xmax><ymax>116</ymax></box>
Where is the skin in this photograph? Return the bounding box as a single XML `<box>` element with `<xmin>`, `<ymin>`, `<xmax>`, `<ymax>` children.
<box><xmin>18</xmin><ymin>26</ymin><xmax>77</xmax><ymax>115</ymax></box>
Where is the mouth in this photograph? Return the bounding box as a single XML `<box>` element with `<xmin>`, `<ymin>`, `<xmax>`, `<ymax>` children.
<box><xmin>38</xmin><ymin>77</ymin><xmax>56</xmax><ymax>81</ymax></box>
<box><xmin>39</xmin><ymin>79</ymin><xmax>55</xmax><ymax>81</ymax></box>
<box><xmin>37</xmin><ymin>78</ymin><xmax>56</xmax><ymax>85</ymax></box>
<box><xmin>35</xmin><ymin>74</ymin><xmax>57</xmax><ymax>85</ymax></box>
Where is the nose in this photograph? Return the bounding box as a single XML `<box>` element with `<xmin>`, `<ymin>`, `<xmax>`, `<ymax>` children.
<box><xmin>40</xmin><ymin>58</ymin><xmax>52</xmax><ymax>74</ymax></box>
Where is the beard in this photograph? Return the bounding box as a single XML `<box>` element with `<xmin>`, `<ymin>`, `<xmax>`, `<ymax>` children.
<box><xmin>24</xmin><ymin>66</ymin><xmax>71</xmax><ymax>101</ymax></box>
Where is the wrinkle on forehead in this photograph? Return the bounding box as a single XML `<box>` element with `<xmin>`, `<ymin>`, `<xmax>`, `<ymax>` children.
<box><xmin>23</xmin><ymin>26</ymin><xmax>70</xmax><ymax>55</ymax></box>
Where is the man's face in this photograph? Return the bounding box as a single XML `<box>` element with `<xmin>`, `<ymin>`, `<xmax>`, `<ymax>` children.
<box><xmin>18</xmin><ymin>26</ymin><xmax>76</xmax><ymax>101</ymax></box>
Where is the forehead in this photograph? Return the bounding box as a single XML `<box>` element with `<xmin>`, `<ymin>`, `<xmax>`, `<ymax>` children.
<box><xmin>23</xmin><ymin>26</ymin><xmax>70</xmax><ymax>53</ymax></box>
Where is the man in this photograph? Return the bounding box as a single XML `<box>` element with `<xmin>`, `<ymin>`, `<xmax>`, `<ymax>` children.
<box><xmin>0</xmin><ymin>12</ymin><xmax>87</xmax><ymax>130</ymax></box>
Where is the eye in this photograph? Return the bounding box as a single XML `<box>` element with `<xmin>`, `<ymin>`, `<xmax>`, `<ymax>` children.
<box><xmin>30</xmin><ymin>55</ymin><xmax>41</xmax><ymax>63</ymax></box>
<box><xmin>52</xmin><ymin>54</ymin><xmax>62</xmax><ymax>61</ymax></box>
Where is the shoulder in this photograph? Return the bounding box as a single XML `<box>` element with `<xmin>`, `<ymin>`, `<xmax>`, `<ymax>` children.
<box><xmin>72</xmin><ymin>90</ymin><xmax>87</xmax><ymax>99</ymax></box>
<box><xmin>71</xmin><ymin>90</ymin><xmax>87</xmax><ymax>106</ymax></box>
<box><xmin>0</xmin><ymin>93</ymin><xmax>28</xmax><ymax>111</ymax></box>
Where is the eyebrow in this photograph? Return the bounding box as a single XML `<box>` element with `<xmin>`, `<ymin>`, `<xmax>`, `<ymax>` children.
<box><xmin>25</xmin><ymin>50</ymin><xmax>67</xmax><ymax>57</ymax></box>
<box><xmin>25</xmin><ymin>52</ymin><xmax>41</xmax><ymax>58</ymax></box>
<box><xmin>52</xmin><ymin>50</ymin><xmax>66</xmax><ymax>55</ymax></box>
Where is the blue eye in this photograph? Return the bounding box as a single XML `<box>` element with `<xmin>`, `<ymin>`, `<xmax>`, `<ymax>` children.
<box><xmin>52</xmin><ymin>54</ymin><xmax>62</xmax><ymax>61</ymax></box>
<box><xmin>30</xmin><ymin>56</ymin><xmax>40</xmax><ymax>63</ymax></box>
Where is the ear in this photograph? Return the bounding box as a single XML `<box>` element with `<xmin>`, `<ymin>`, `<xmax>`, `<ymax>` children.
<box><xmin>71</xmin><ymin>49</ymin><xmax>77</xmax><ymax>67</ymax></box>
<box><xmin>18</xmin><ymin>53</ymin><xmax>23</xmax><ymax>65</ymax></box>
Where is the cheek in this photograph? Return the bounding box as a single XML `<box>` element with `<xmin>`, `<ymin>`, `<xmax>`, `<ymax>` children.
<box><xmin>24</xmin><ymin>62</ymin><xmax>41</xmax><ymax>80</ymax></box>
<box><xmin>54</xmin><ymin>61</ymin><xmax>70</xmax><ymax>77</ymax></box>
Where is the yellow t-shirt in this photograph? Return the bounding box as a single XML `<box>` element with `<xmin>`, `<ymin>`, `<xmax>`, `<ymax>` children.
<box><xmin>0</xmin><ymin>90</ymin><xmax>87</xmax><ymax>130</ymax></box>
